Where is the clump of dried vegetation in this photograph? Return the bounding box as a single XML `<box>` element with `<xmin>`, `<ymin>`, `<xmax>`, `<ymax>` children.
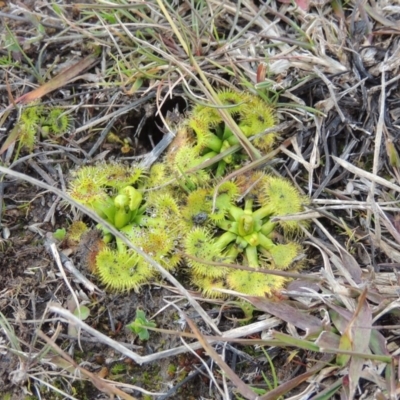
<box><xmin>1</xmin><ymin>0</ymin><xmax>400</xmax><ymax>399</ymax></box>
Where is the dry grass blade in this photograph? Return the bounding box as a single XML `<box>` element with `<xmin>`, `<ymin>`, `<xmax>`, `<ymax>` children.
<box><xmin>16</xmin><ymin>54</ymin><xmax>99</xmax><ymax>105</ymax></box>
<box><xmin>335</xmin><ymin>247</ymin><xmax>362</xmax><ymax>284</ymax></box>
<box><xmin>332</xmin><ymin>156</ymin><xmax>400</xmax><ymax>194</ymax></box>
<box><xmin>312</xmin><ymin>218</ymin><xmax>361</xmax><ymax>288</ymax></box>
<box><xmin>245</xmin><ymin>296</ymin><xmax>323</xmax><ymax>338</ymax></box>
<box><xmin>46</xmin><ymin>303</ymin><xmax>144</xmax><ymax>364</ymax></box>
<box><xmin>338</xmin><ymin>289</ymin><xmax>372</xmax><ymax>399</ymax></box>
<box><xmin>376</xmin><ymin>203</ymin><xmax>400</xmax><ymax>246</ymax></box>
<box><xmin>366</xmin><ymin>55</ymin><xmax>387</xmax><ymax>242</ymax></box>
<box><xmin>47</xmin><ymin>302</ymin><xmax>281</xmax><ymax>363</ymax></box>
<box><xmin>184</xmin><ymin>313</ymin><xmax>258</xmax><ymax>400</ymax></box>
<box><xmin>45</xmin><ymin>237</ymin><xmax>103</xmax><ymax>294</ymax></box>
<box><xmin>259</xmin><ymin>354</ymin><xmax>335</xmax><ymax>400</ymax></box>
<box><xmin>272</xmin><ymin>330</ymin><xmax>391</xmax><ymax>362</ymax></box>
<box><xmin>364</xmin><ymin>3</ymin><xmax>399</xmax><ymax>27</ymax></box>
<box><xmin>37</xmin><ymin>329</ymin><xmax>139</xmax><ymax>400</ymax></box>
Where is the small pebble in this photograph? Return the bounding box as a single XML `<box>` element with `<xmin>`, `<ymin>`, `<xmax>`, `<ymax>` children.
<box><xmin>2</xmin><ymin>227</ymin><xmax>10</xmax><ymax>239</ymax></box>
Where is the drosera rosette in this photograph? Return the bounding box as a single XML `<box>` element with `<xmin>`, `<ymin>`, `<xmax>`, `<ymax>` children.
<box><xmin>8</xmin><ymin>101</ymin><xmax>45</xmax><ymax>154</ymax></box>
<box><xmin>119</xmin><ymin>192</ymin><xmax>184</xmax><ymax>272</ymax></box>
<box><xmin>10</xmin><ymin>102</ymin><xmax>73</xmax><ymax>155</ymax></box>
<box><xmin>16</xmin><ymin>102</ymin><xmax>45</xmax><ymax>151</ymax></box>
<box><xmin>66</xmin><ymin>161</ymin><xmax>185</xmax><ymax>292</ymax></box>
<box><xmin>67</xmin><ymin>162</ymin><xmax>146</xmax><ymax>231</ymax></box>
<box><xmin>180</xmin><ymin>180</ymin><xmax>239</xmax><ymax>231</ymax></box>
<box><xmin>85</xmin><ymin>192</ymin><xmax>183</xmax><ymax>292</ymax></box>
<box><xmin>183</xmin><ymin>173</ymin><xmax>308</xmax><ymax>297</ymax></box>
<box><xmin>95</xmin><ymin>246</ymin><xmax>155</xmax><ymax>292</ymax></box>
<box><xmin>211</xmin><ymin>196</ymin><xmax>304</xmax><ymax>271</ymax></box>
<box><xmin>40</xmin><ymin>107</ymin><xmax>73</xmax><ymax>138</ymax></box>
<box><xmin>183</xmin><ymin>89</ymin><xmax>278</xmax><ymax>176</ymax></box>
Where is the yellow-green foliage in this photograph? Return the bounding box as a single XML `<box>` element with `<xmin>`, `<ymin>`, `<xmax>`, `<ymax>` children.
<box><xmin>67</xmin><ymin>163</ymin><xmax>144</xmax><ymax>225</ymax></box>
<box><xmin>183</xmin><ymin>174</ymin><xmax>306</xmax><ymax>297</ymax></box>
<box><xmin>95</xmin><ymin>247</ymin><xmax>154</xmax><ymax>292</ymax></box>
<box><xmin>227</xmin><ymin>269</ymin><xmax>287</xmax><ymax>297</ymax></box>
<box><xmin>66</xmin><ymin>90</ymin><xmax>308</xmax><ymax>298</ymax></box>
<box><xmin>12</xmin><ymin>102</ymin><xmax>72</xmax><ymax>152</ymax></box>
<box><xmin>67</xmin><ymin>221</ymin><xmax>89</xmax><ymax>244</ymax></box>
<box><xmin>180</xmin><ymin>89</ymin><xmax>277</xmax><ymax>176</ymax></box>
<box><xmin>150</xmin><ymin>145</ymin><xmax>211</xmax><ymax>193</ymax></box>
<box><xmin>184</xmin><ymin>227</ymin><xmax>227</xmax><ymax>278</ymax></box>
<box><xmin>258</xmin><ymin>176</ymin><xmax>309</xmax><ymax>234</ymax></box>
<box><xmin>120</xmin><ymin>225</ymin><xmax>181</xmax><ymax>271</ymax></box>
<box><xmin>180</xmin><ymin>182</ymin><xmax>237</xmax><ymax>229</ymax></box>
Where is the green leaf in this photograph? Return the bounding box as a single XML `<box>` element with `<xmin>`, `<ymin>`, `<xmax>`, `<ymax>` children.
<box><xmin>337</xmin><ymin>330</ymin><xmax>352</xmax><ymax>366</ymax></box>
<box><xmin>127</xmin><ymin>309</ymin><xmax>156</xmax><ymax>341</ymax></box>
<box><xmin>272</xmin><ymin>331</ymin><xmax>320</xmax><ymax>352</ymax></box>
<box><xmin>52</xmin><ymin>4</ymin><xmax>63</xmax><ymax>16</ymax></box>
<box><xmin>73</xmin><ymin>305</ymin><xmax>90</xmax><ymax>321</ymax></box>
<box><xmin>53</xmin><ymin>228</ymin><xmax>66</xmax><ymax>241</ymax></box>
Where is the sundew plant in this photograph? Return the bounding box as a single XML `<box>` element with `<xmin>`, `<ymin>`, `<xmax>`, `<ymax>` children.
<box><xmin>67</xmin><ymin>90</ymin><xmax>309</xmax><ymax>297</ymax></box>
